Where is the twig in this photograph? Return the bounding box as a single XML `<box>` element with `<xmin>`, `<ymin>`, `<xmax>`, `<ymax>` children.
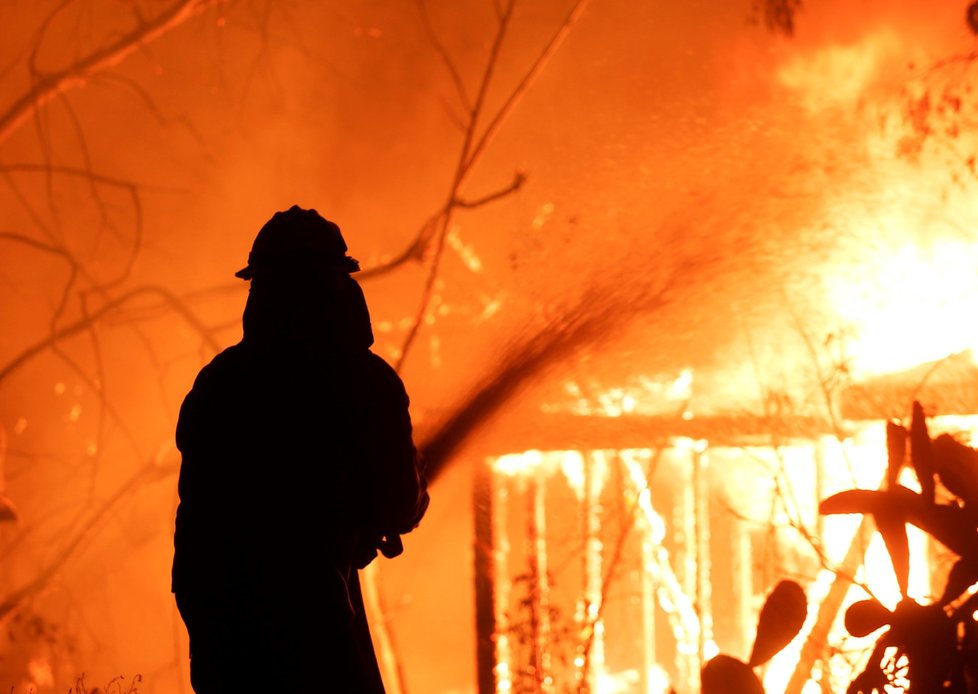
<box><xmin>0</xmin><ymin>0</ymin><xmax>223</xmax><ymax>146</ymax></box>
<box><xmin>0</xmin><ymin>285</ymin><xmax>219</xmax><ymax>386</ymax></box>
<box><xmin>0</xmin><ymin>229</ymin><xmax>79</xmax><ymax>323</ymax></box>
<box><xmin>357</xmin><ymin>210</ymin><xmax>444</xmax><ymax>281</ymax></box>
<box><xmin>395</xmin><ymin>0</ymin><xmax>518</xmax><ymax>370</ymax></box>
<box><xmin>453</xmin><ymin>171</ymin><xmax>526</xmax><ymax>208</ymax></box>
<box><xmin>461</xmin><ymin>0</ymin><xmax>594</xmax><ymax>177</ymax></box>
<box><xmin>395</xmin><ymin>0</ymin><xmax>593</xmax><ymax>370</ymax></box>
<box><xmin>414</xmin><ymin>0</ymin><xmax>472</xmax><ymax>112</ymax></box>
<box><xmin>0</xmin><ymin>460</ymin><xmax>177</xmax><ymax>621</ymax></box>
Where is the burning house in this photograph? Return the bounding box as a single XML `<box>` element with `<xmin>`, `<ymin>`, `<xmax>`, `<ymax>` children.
<box><xmin>467</xmin><ymin>361</ymin><xmax>976</xmax><ymax>694</ymax></box>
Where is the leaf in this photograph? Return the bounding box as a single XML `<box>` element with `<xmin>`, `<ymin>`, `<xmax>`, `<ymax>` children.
<box><xmin>822</xmin><ymin>487</ymin><xmax>978</xmax><ymax>557</ymax></box>
<box><xmin>701</xmin><ymin>655</ymin><xmax>764</xmax><ymax>694</ymax></box>
<box><xmin>931</xmin><ymin>433</ymin><xmax>978</xmax><ymax>509</ymax></box>
<box><xmin>820</xmin><ymin>487</ymin><xmax>916</xmax><ymax>517</ymax></box>
<box><xmin>886</xmin><ymin>420</ymin><xmax>907</xmax><ymax>489</ymax></box>
<box><xmin>904</xmin><ymin>502</ymin><xmax>978</xmax><ymax>558</ymax></box>
<box><xmin>844</xmin><ymin>599</ymin><xmax>892</xmax><ymax>637</ymax></box>
<box><xmin>875</xmin><ymin>510</ymin><xmax>909</xmax><ymax>597</ymax></box>
<box><xmin>910</xmin><ymin>401</ymin><xmax>936</xmax><ymax>503</ymax></box>
<box><xmin>820</xmin><ymin>489</ymin><xmax>887</xmax><ymax>516</ymax></box>
<box><xmin>749</xmin><ymin>579</ymin><xmax>807</xmax><ymax>667</ymax></box>
<box><xmin>939</xmin><ymin>556</ymin><xmax>978</xmax><ymax>606</ymax></box>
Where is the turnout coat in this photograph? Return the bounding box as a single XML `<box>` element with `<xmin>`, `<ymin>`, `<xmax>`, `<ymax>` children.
<box><xmin>172</xmin><ymin>336</ymin><xmax>426</xmax><ymax>692</ymax></box>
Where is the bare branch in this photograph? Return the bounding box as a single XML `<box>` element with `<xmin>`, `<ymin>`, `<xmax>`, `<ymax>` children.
<box><xmin>359</xmin><ymin>0</ymin><xmax>589</xmax><ymax>297</ymax></box>
<box><xmin>436</xmin><ymin>91</ymin><xmax>468</xmax><ymax>133</ymax></box>
<box><xmin>461</xmin><ymin>0</ymin><xmax>594</xmax><ymax>178</ymax></box>
<box><xmin>394</xmin><ymin>216</ymin><xmax>448</xmax><ymax>372</ymax></box>
<box><xmin>414</xmin><ymin>0</ymin><xmax>472</xmax><ymax>112</ymax></box>
<box><xmin>0</xmin><ymin>0</ymin><xmax>222</xmax><ymax>146</ymax></box>
<box><xmin>453</xmin><ymin>171</ymin><xmax>526</xmax><ymax>208</ymax></box>
<box><xmin>0</xmin><ymin>162</ymin><xmax>175</xmax><ymax>192</ymax></box>
<box><xmin>357</xmin><ymin>210</ymin><xmax>445</xmax><ymax>280</ymax></box>
<box><xmin>0</xmin><ymin>285</ymin><xmax>220</xmax><ymax>387</ymax></box>
<box><xmin>91</xmin><ymin>72</ymin><xmax>210</xmax><ymax>153</ymax></box>
<box><xmin>394</xmin><ymin>0</ymin><xmax>518</xmax><ymax>369</ymax></box>
<box><xmin>0</xmin><ymin>459</ymin><xmax>176</xmax><ymax>621</ymax></box>
<box><xmin>0</xmin><ymin>229</ymin><xmax>79</xmax><ymax>322</ymax></box>
<box><xmin>0</xmin><ymin>229</ymin><xmax>74</xmax><ymax>261</ymax></box>
<box><xmin>3</xmin><ymin>161</ymin><xmax>148</xmax><ymax>289</ymax></box>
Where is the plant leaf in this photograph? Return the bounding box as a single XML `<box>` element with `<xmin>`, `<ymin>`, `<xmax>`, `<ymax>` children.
<box><xmin>821</xmin><ymin>487</ymin><xmax>977</xmax><ymax>557</ymax></box>
<box><xmin>939</xmin><ymin>555</ymin><xmax>978</xmax><ymax>606</ymax></box>
<box><xmin>886</xmin><ymin>420</ymin><xmax>907</xmax><ymax>490</ymax></box>
<box><xmin>844</xmin><ymin>599</ymin><xmax>892</xmax><ymax>637</ymax></box>
<box><xmin>904</xmin><ymin>502</ymin><xmax>978</xmax><ymax>558</ymax></box>
<box><xmin>845</xmin><ymin>598</ymin><xmax>893</xmax><ymax>636</ymax></box>
<box><xmin>932</xmin><ymin>433</ymin><xmax>978</xmax><ymax>510</ymax></box>
<box><xmin>701</xmin><ymin>655</ymin><xmax>764</xmax><ymax>694</ymax></box>
<box><xmin>910</xmin><ymin>400</ymin><xmax>936</xmax><ymax>503</ymax></box>
<box><xmin>875</xmin><ymin>510</ymin><xmax>909</xmax><ymax>597</ymax></box>
<box><xmin>748</xmin><ymin>579</ymin><xmax>807</xmax><ymax>667</ymax></box>
<box><xmin>820</xmin><ymin>487</ymin><xmax>916</xmax><ymax>517</ymax></box>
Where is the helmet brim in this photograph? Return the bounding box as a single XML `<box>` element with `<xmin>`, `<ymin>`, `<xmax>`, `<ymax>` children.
<box><xmin>233</xmin><ymin>255</ymin><xmax>359</xmax><ymax>280</ymax></box>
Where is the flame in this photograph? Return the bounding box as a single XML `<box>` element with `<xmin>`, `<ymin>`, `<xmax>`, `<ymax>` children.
<box><xmin>777</xmin><ymin>27</ymin><xmax>978</xmax><ymax>379</ymax></box>
<box><xmin>761</xmin><ymin>421</ymin><xmax>935</xmax><ymax>692</ymax></box>
<box><xmin>825</xmin><ymin>235</ymin><xmax>978</xmax><ymax>377</ymax></box>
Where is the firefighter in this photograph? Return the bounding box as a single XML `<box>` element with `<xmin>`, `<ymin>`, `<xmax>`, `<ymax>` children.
<box><xmin>172</xmin><ymin>206</ymin><xmax>428</xmax><ymax>692</ymax></box>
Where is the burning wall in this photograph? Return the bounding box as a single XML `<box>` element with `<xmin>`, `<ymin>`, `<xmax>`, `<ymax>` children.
<box><xmin>474</xmin><ymin>409</ymin><xmax>961</xmax><ymax>693</ymax></box>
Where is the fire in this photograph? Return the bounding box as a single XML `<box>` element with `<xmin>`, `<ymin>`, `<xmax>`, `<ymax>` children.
<box><xmin>823</xmin><ymin>231</ymin><xmax>978</xmax><ymax>378</ymax></box>
<box><xmin>776</xmin><ymin>25</ymin><xmax>978</xmax><ymax>379</ymax></box>
<box><xmin>486</xmin><ymin>403</ymin><xmax>972</xmax><ymax>691</ymax></box>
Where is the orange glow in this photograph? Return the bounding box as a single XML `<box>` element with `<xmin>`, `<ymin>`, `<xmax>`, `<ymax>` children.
<box><xmin>776</xmin><ymin>26</ymin><xmax>978</xmax><ymax>378</ymax></box>
<box><xmin>826</xmin><ymin>237</ymin><xmax>978</xmax><ymax>377</ymax></box>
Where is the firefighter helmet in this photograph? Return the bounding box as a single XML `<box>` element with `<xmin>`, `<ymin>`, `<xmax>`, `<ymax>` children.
<box><xmin>234</xmin><ymin>205</ymin><xmax>360</xmax><ymax>279</ymax></box>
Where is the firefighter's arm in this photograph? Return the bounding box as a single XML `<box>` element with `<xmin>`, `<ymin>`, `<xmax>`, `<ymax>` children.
<box><xmin>359</xmin><ymin>355</ymin><xmax>429</xmax><ymax>558</ymax></box>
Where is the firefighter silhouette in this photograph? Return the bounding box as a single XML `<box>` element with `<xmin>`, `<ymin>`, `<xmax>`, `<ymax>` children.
<box><xmin>172</xmin><ymin>206</ymin><xmax>428</xmax><ymax>692</ymax></box>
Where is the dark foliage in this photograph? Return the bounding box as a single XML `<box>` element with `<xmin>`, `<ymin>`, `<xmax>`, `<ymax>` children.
<box><xmin>749</xmin><ymin>580</ymin><xmax>808</xmax><ymax>668</ymax></box>
<box><xmin>701</xmin><ymin>580</ymin><xmax>807</xmax><ymax>693</ymax></box>
<box><xmin>821</xmin><ymin>401</ymin><xmax>978</xmax><ymax>693</ymax></box>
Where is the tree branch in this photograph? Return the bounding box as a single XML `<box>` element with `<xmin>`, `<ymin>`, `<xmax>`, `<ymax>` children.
<box><xmin>0</xmin><ymin>0</ymin><xmax>221</xmax><ymax>146</ymax></box>
<box><xmin>0</xmin><ymin>285</ymin><xmax>219</xmax><ymax>387</ymax></box>
<box><xmin>394</xmin><ymin>0</ymin><xmax>518</xmax><ymax>370</ymax></box>
<box><xmin>414</xmin><ymin>0</ymin><xmax>471</xmax><ymax>112</ymax></box>
<box><xmin>453</xmin><ymin>171</ymin><xmax>526</xmax><ymax>208</ymax></box>
<box><xmin>462</xmin><ymin>0</ymin><xmax>594</xmax><ymax>177</ymax></box>
<box><xmin>0</xmin><ymin>459</ymin><xmax>177</xmax><ymax>621</ymax></box>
